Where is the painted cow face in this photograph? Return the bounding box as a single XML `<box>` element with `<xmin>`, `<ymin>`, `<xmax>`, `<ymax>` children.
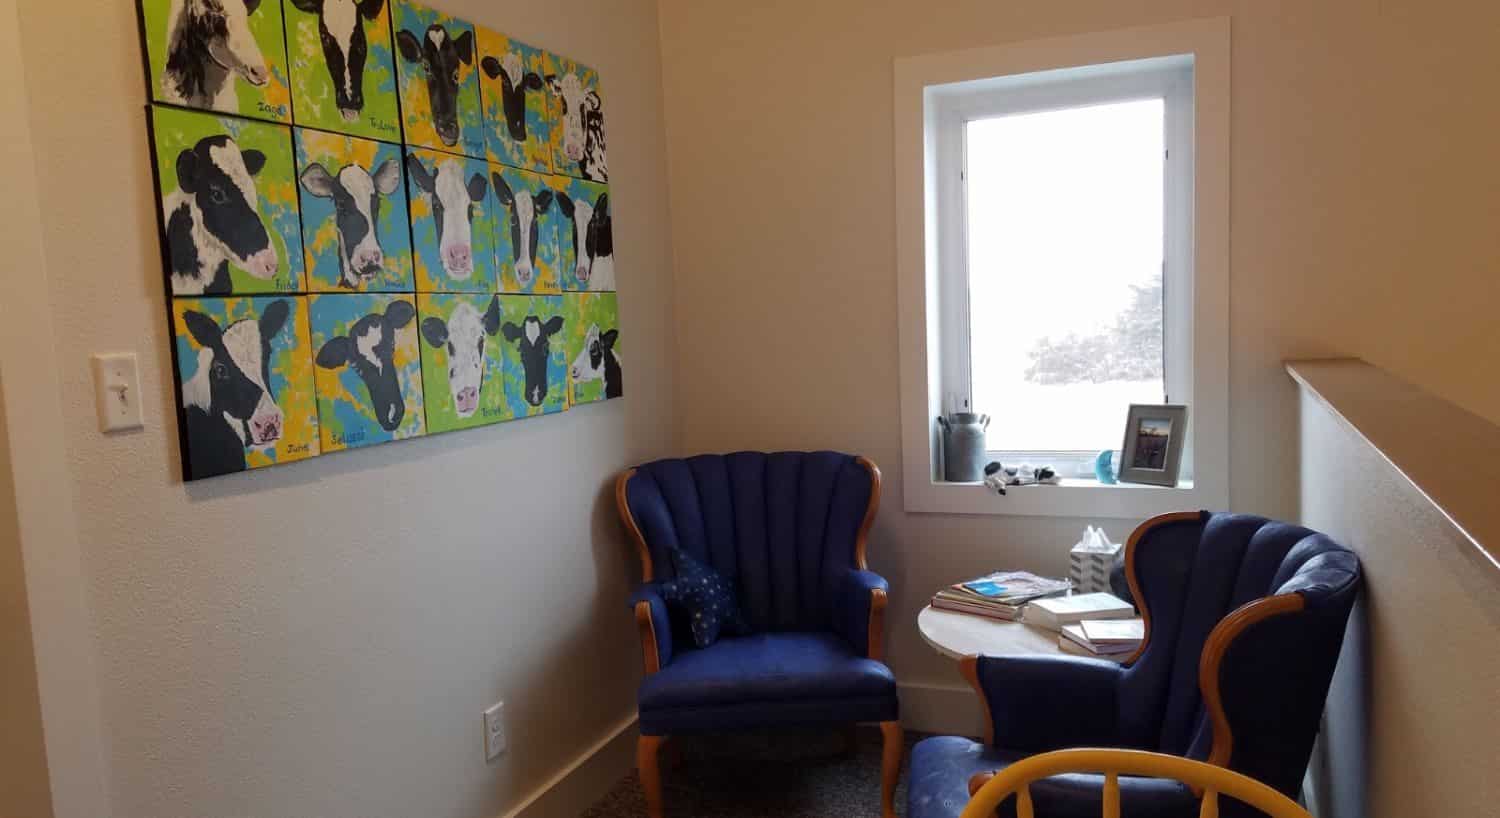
<box><xmin>546</xmin><ymin>72</ymin><xmax>598</xmax><ymax>164</ymax></box>
<box><xmin>396</xmin><ymin>24</ymin><xmax>473</xmax><ymax>147</ymax></box>
<box><xmin>421</xmin><ymin>295</ymin><xmax>500</xmax><ymax>417</ymax></box>
<box><xmin>176</xmin><ymin>135</ymin><xmax>278</xmax><ymax>279</ymax></box>
<box><xmin>407</xmin><ymin>154</ymin><xmax>487</xmax><ymax>280</ymax></box>
<box><xmin>501</xmin><ymin>314</ymin><xmax>563</xmax><ymax>407</ymax></box>
<box><xmin>203</xmin><ymin>0</ymin><xmax>271</xmax><ymax>88</ymax></box>
<box><xmin>182</xmin><ymin>299</ymin><xmax>290</xmax><ymax>448</ymax></box>
<box><xmin>316</xmin><ymin>300</ymin><xmax>415</xmax><ymax>430</ymax></box>
<box><xmin>289</xmin><ymin>0</ymin><xmax>385</xmax><ymax>121</ymax></box>
<box><xmin>492</xmin><ymin>172</ymin><xmax>553</xmax><ymax>287</ymax></box>
<box><xmin>570</xmin><ymin>322</ymin><xmax>617</xmax><ymax>384</ymax></box>
<box><xmin>300</xmin><ymin>158</ymin><xmax>401</xmax><ymax>286</ymax></box>
<box><xmin>481</xmin><ymin>51</ymin><xmax>543</xmax><ymax>142</ymax></box>
<box><xmin>556</xmin><ymin>190</ymin><xmax>612</xmax><ymax>287</ymax></box>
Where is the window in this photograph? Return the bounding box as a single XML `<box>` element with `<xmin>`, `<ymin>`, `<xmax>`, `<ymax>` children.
<box><xmin>936</xmin><ymin>63</ymin><xmax>1193</xmax><ymax>479</ymax></box>
<box><xmin>894</xmin><ymin>19</ymin><xmax>1230</xmax><ymax>517</ymax></box>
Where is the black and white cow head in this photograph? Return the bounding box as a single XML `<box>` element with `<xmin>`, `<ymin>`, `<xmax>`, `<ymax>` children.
<box><xmin>491</xmin><ymin>172</ymin><xmax>553</xmax><ymax>288</ymax></box>
<box><xmin>300</xmin><ymin>158</ymin><xmax>401</xmax><ymax>287</ymax></box>
<box><xmin>395</xmin><ymin>24</ymin><xmax>474</xmax><ymax>148</ymax></box>
<box><xmin>556</xmin><ymin>190</ymin><xmax>612</xmax><ymax>288</ymax></box>
<box><xmin>480</xmin><ymin>52</ymin><xmax>543</xmax><ymax>142</ymax></box>
<box><xmin>501</xmin><ymin>315</ymin><xmax>563</xmax><ymax>407</ymax></box>
<box><xmin>570</xmin><ymin>323</ymin><xmax>618</xmax><ymax>387</ymax></box>
<box><xmin>406</xmin><ymin>154</ymin><xmax>487</xmax><ymax>280</ymax></box>
<box><xmin>420</xmin><ymin>295</ymin><xmax>500</xmax><ymax>418</ymax></box>
<box><xmin>315</xmin><ymin>300</ymin><xmax>415</xmax><ymax>431</ymax></box>
<box><xmin>288</xmin><ymin>0</ymin><xmax>385</xmax><ymax>122</ymax></box>
<box><xmin>162</xmin><ymin>0</ymin><xmax>271</xmax><ymax>106</ymax></box>
<box><xmin>182</xmin><ymin>299</ymin><xmax>290</xmax><ymax>448</ymax></box>
<box><xmin>546</xmin><ymin>71</ymin><xmax>607</xmax><ymax>181</ymax></box>
<box><xmin>176</xmin><ymin>135</ymin><xmax>278</xmax><ymax>280</ymax></box>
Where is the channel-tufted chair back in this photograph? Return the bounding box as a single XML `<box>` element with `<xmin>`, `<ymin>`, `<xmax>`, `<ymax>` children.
<box><xmin>621</xmin><ymin>451</ymin><xmax>878</xmax><ymax>635</ymax></box>
<box><xmin>1111</xmin><ymin>511</ymin><xmax>1361</xmax><ymax>797</ymax></box>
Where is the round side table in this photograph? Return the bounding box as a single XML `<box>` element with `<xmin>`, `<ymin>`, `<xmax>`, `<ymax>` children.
<box><xmin>917</xmin><ymin>604</ymin><xmax>1125</xmax><ymax>662</ymax></box>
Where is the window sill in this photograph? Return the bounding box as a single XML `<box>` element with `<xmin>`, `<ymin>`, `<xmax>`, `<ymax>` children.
<box><xmin>905</xmin><ymin>477</ymin><xmax>1223</xmax><ymax>519</ymax></box>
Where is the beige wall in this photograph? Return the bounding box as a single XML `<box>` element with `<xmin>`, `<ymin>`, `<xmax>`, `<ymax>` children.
<box><xmin>0</xmin><ymin>375</ymin><xmax>54</xmax><ymax>818</ymax></box>
<box><xmin>657</xmin><ymin>0</ymin><xmax>1500</xmax><ymax>692</ymax></box>
<box><xmin>8</xmin><ymin>1</ymin><xmax>675</xmax><ymax>816</ymax></box>
<box><xmin>1299</xmin><ymin>387</ymin><xmax>1500</xmax><ymax>818</ymax></box>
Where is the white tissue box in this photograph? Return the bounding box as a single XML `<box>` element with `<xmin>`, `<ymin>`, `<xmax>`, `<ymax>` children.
<box><xmin>1069</xmin><ymin>528</ymin><xmax>1122</xmax><ymax>594</ymax></box>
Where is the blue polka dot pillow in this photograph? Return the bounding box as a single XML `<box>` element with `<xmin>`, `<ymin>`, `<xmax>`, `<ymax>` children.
<box><xmin>660</xmin><ymin>546</ymin><xmax>748</xmax><ymax>649</ymax></box>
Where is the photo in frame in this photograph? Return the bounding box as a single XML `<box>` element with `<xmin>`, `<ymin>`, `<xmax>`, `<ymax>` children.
<box><xmin>1118</xmin><ymin>403</ymin><xmax>1188</xmax><ymax>487</ymax></box>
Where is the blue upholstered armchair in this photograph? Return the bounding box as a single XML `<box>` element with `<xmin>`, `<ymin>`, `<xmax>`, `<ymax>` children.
<box><xmin>909</xmin><ymin>511</ymin><xmax>1362</xmax><ymax>818</ymax></box>
<box><xmin>617</xmin><ymin>452</ymin><xmax>902</xmax><ymax>818</ymax></box>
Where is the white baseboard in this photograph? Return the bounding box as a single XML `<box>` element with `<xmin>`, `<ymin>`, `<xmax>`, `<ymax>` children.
<box><xmin>899</xmin><ymin>682</ymin><xmax>984</xmax><ymax>738</ymax></box>
<box><xmin>501</xmin><ymin>713</ymin><xmax>638</xmax><ymax>818</ymax></box>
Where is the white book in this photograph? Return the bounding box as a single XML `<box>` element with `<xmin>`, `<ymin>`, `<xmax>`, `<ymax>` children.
<box><xmin>1059</xmin><ymin>624</ymin><xmax>1138</xmax><ymax>655</ymax></box>
<box><xmin>1024</xmin><ymin>592</ymin><xmax>1135</xmax><ymax>631</ymax></box>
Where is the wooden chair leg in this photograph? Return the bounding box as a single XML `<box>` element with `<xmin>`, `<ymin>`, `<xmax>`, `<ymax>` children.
<box><xmin>879</xmin><ymin>720</ymin><xmax>904</xmax><ymax>818</ymax></box>
<box><xmin>639</xmin><ymin>734</ymin><xmax>666</xmax><ymax>818</ymax></box>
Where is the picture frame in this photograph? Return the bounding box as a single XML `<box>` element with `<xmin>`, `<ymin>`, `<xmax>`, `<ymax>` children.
<box><xmin>1118</xmin><ymin>403</ymin><xmax>1188</xmax><ymax>487</ymax></box>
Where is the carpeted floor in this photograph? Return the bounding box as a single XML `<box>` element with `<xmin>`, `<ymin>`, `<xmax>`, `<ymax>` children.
<box><xmin>582</xmin><ymin>727</ymin><xmax>922</xmax><ymax>818</ymax></box>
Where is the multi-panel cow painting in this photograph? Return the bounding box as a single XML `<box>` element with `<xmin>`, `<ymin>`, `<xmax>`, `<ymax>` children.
<box><xmin>491</xmin><ymin>166</ymin><xmax>560</xmax><ymax>293</ymax></box>
<box><xmin>285</xmin><ymin>0</ymin><xmax>403</xmax><ymax>141</ymax></box>
<box><xmin>295</xmin><ymin>129</ymin><xmax>413</xmax><ymax>292</ymax></box>
<box><xmin>497</xmin><ymin>295</ymin><xmax>567</xmax><ymax>418</ymax></box>
<box><xmin>417</xmin><ymin>293</ymin><xmax>508</xmax><ymax>432</ymax></box>
<box><xmin>151</xmin><ymin>106</ymin><xmax>305</xmax><ymax>296</ymax></box>
<box><xmin>405</xmin><ymin>147</ymin><xmax>497</xmax><ymax>293</ymax></box>
<box><xmin>310</xmin><ymin>293</ymin><xmax>425</xmax><ymax>451</ymax></box>
<box><xmin>544</xmin><ymin>53</ymin><xmax>607</xmax><ymax>183</ymax></box>
<box><xmin>476</xmin><ymin>27</ymin><xmax>552</xmax><ymax>174</ymax></box>
<box><xmin>554</xmin><ymin>176</ymin><xmax>613</xmax><ymax>292</ymax></box>
<box><xmin>137</xmin><ymin>0</ymin><xmax>625</xmax><ymax>479</ymax></box>
<box><xmin>564</xmin><ymin>292</ymin><xmax>621</xmax><ymax>405</ymax></box>
<box><xmin>140</xmin><ymin>0</ymin><xmax>292</xmax><ymax>122</ymax></box>
<box><xmin>392</xmin><ymin>0</ymin><xmax>484</xmax><ymax>158</ymax></box>
<box><xmin>171</xmin><ymin>296</ymin><xmax>320</xmax><ymax>479</ymax></box>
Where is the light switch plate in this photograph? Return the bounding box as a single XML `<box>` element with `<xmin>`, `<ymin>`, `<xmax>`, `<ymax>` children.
<box><xmin>91</xmin><ymin>352</ymin><xmax>144</xmax><ymax>432</ymax></box>
<box><xmin>483</xmin><ymin>701</ymin><xmax>507</xmax><ymax>762</ymax></box>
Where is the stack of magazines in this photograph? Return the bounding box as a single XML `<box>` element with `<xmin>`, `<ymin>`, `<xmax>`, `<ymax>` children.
<box><xmin>931</xmin><ymin>571</ymin><xmax>1072</xmax><ymax>621</ymax></box>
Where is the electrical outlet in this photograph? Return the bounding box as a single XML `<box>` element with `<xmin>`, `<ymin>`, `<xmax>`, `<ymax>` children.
<box><xmin>483</xmin><ymin>702</ymin><xmax>507</xmax><ymax>762</ymax></box>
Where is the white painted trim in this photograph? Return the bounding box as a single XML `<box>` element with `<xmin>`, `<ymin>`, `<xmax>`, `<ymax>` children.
<box><xmin>0</xmin><ymin>0</ymin><xmax>112</xmax><ymax>813</ymax></box>
<box><xmin>898</xmin><ymin>682</ymin><xmax>985</xmax><ymax>738</ymax></box>
<box><xmin>499</xmin><ymin>713</ymin><xmax>638</xmax><ymax>818</ymax></box>
<box><xmin>894</xmin><ymin>18</ymin><xmax>1231</xmax><ymax>518</ymax></box>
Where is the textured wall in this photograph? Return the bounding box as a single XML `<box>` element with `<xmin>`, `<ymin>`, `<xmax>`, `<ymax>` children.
<box><xmin>10</xmin><ymin>1</ymin><xmax>675</xmax><ymax>816</ymax></box>
<box><xmin>1299</xmin><ymin>390</ymin><xmax>1500</xmax><ymax>818</ymax></box>
<box><xmin>656</xmin><ymin>0</ymin><xmax>1500</xmax><ymax>692</ymax></box>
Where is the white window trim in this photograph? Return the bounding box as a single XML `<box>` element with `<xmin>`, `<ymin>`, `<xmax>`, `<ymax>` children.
<box><xmin>893</xmin><ymin>18</ymin><xmax>1230</xmax><ymax>518</ymax></box>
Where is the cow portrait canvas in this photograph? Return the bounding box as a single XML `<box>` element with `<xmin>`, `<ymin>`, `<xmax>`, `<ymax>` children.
<box><xmin>491</xmin><ymin>166</ymin><xmax>561</xmax><ymax>294</ymax></box>
<box><xmin>417</xmin><ymin>293</ymin><xmax>509</xmax><ymax>433</ymax></box>
<box><xmin>140</xmin><ymin>0</ymin><xmax>292</xmax><ymax>122</ymax></box>
<box><xmin>171</xmin><ymin>296</ymin><xmax>320</xmax><ymax>480</ymax></box>
<box><xmin>310</xmin><ymin>293</ymin><xmax>425</xmax><ymax>451</ymax></box>
<box><xmin>405</xmin><ymin>147</ymin><xmax>497</xmax><ymax>293</ymax></box>
<box><xmin>554</xmin><ymin>176</ymin><xmax>613</xmax><ymax>291</ymax></box>
<box><xmin>285</xmin><ymin>0</ymin><xmax>402</xmax><ymax>141</ymax></box>
<box><xmin>543</xmin><ymin>53</ymin><xmax>607</xmax><ymax>183</ymax></box>
<box><xmin>295</xmin><ymin>129</ymin><xmax>413</xmax><ymax>292</ymax></box>
<box><xmin>391</xmin><ymin>0</ymin><xmax>484</xmax><ymax>158</ymax></box>
<box><xmin>150</xmin><ymin>105</ymin><xmax>305</xmax><ymax>296</ymax></box>
<box><xmin>564</xmin><ymin>291</ymin><xmax>621</xmax><ymax>405</ymax></box>
<box><xmin>475</xmin><ymin>27</ymin><xmax>552</xmax><ymax>174</ymax></box>
<box><xmin>497</xmin><ymin>295</ymin><xmax>567</xmax><ymax>418</ymax></box>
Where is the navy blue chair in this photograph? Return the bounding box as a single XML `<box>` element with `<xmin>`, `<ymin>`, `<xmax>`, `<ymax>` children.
<box><xmin>617</xmin><ymin>452</ymin><xmax>902</xmax><ymax>818</ymax></box>
<box><xmin>908</xmin><ymin>511</ymin><xmax>1362</xmax><ymax>818</ymax></box>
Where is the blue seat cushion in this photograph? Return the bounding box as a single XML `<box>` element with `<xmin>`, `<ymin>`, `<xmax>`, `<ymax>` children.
<box><xmin>637</xmin><ymin>632</ymin><xmax>897</xmax><ymax>735</ymax></box>
<box><xmin>908</xmin><ymin>736</ymin><xmax>1198</xmax><ymax>818</ymax></box>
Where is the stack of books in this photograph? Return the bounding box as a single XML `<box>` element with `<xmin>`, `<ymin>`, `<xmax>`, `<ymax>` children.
<box><xmin>930</xmin><ymin>571</ymin><xmax>1072</xmax><ymax>621</ymax></box>
<box><xmin>1022</xmin><ymin>591</ymin><xmax>1135</xmax><ymax>631</ymax></box>
<box><xmin>1058</xmin><ymin>618</ymin><xmax>1145</xmax><ymax>658</ymax></box>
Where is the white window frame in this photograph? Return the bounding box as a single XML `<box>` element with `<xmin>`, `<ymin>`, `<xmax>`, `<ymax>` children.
<box><xmin>893</xmin><ymin>18</ymin><xmax>1230</xmax><ymax>518</ymax></box>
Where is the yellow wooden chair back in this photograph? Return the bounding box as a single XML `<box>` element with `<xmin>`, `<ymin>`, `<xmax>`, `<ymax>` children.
<box><xmin>959</xmin><ymin>748</ymin><xmax>1313</xmax><ymax>818</ymax></box>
